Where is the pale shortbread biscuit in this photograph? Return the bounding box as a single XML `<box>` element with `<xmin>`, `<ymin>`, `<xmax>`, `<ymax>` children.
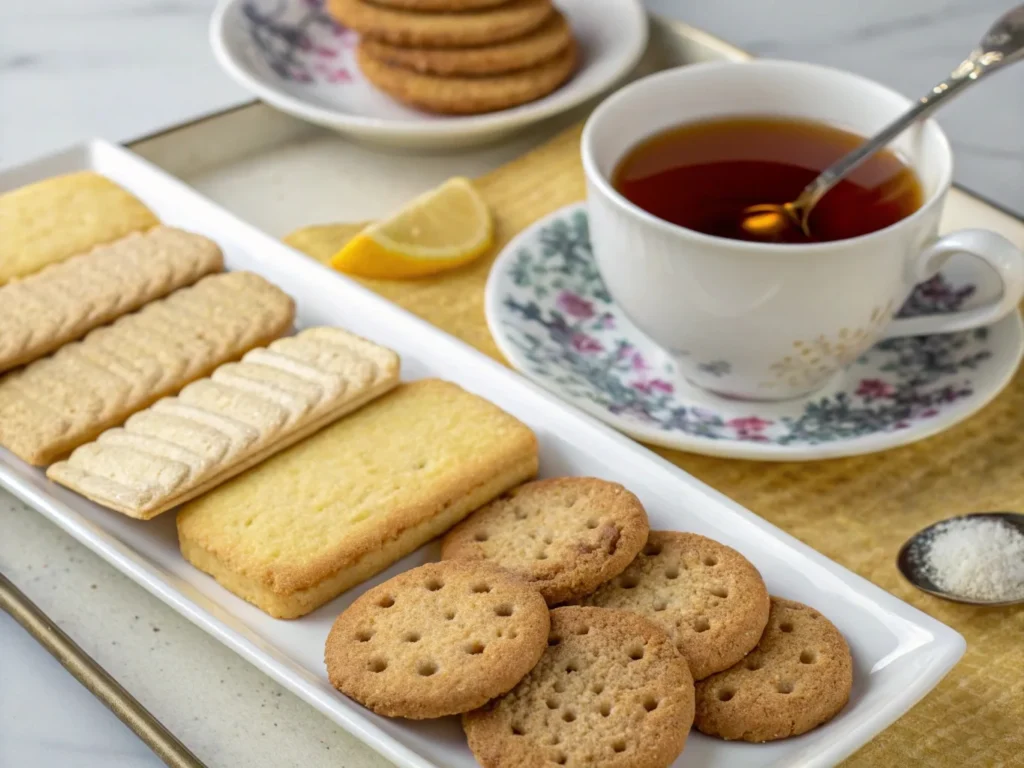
<box><xmin>47</xmin><ymin>327</ymin><xmax>399</xmax><ymax>520</ymax></box>
<box><xmin>177</xmin><ymin>379</ymin><xmax>539</xmax><ymax>619</ymax></box>
<box><xmin>325</xmin><ymin>560</ymin><xmax>549</xmax><ymax>718</ymax></box>
<box><xmin>361</xmin><ymin>13</ymin><xmax>571</xmax><ymax>76</ymax></box>
<box><xmin>0</xmin><ymin>227</ymin><xmax>223</xmax><ymax>374</ymax></box>
<box><xmin>463</xmin><ymin>606</ymin><xmax>694</xmax><ymax>768</ymax></box>
<box><xmin>694</xmin><ymin>597</ymin><xmax>853</xmax><ymax>742</ymax></box>
<box><xmin>328</xmin><ymin>0</ymin><xmax>553</xmax><ymax>48</ymax></box>
<box><xmin>0</xmin><ymin>171</ymin><xmax>159</xmax><ymax>285</ymax></box>
<box><xmin>581</xmin><ymin>531</ymin><xmax>770</xmax><ymax>680</ymax></box>
<box><xmin>357</xmin><ymin>41</ymin><xmax>575</xmax><ymax>115</ymax></box>
<box><xmin>0</xmin><ymin>272</ymin><xmax>294</xmax><ymax>466</ymax></box>
<box><xmin>441</xmin><ymin>477</ymin><xmax>649</xmax><ymax>605</ymax></box>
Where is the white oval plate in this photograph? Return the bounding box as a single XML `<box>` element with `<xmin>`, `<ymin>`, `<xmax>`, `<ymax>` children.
<box><xmin>486</xmin><ymin>203</ymin><xmax>1024</xmax><ymax>461</ymax></box>
<box><xmin>210</xmin><ymin>0</ymin><xmax>648</xmax><ymax>148</ymax></box>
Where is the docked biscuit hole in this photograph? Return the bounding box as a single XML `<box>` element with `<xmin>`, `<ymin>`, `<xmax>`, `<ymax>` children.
<box><xmin>536</xmin><ymin>551</ymin><xmax>549</xmax><ymax>560</ymax></box>
<box><xmin>694</xmin><ymin>616</ymin><xmax>711</xmax><ymax>633</ymax></box>
<box><xmin>627</xmin><ymin>644</ymin><xmax>645</xmax><ymax>661</ymax></box>
<box><xmin>403</xmin><ymin>631</ymin><xmax>421</xmax><ymax>643</ymax></box>
<box><xmin>800</xmin><ymin>650</ymin><xmax>817</xmax><ymax>664</ymax></box>
<box><xmin>777</xmin><ymin>681</ymin><xmax>794</xmax><ymax>694</ymax></box>
<box><xmin>508</xmin><ymin>629</ymin><xmax>517</xmax><ymax>639</ymax></box>
<box><xmin>780</xmin><ymin>621</ymin><xmax>794</xmax><ymax>633</ymax></box>
<box><xmin>586</xmin><ymin>518</ymin><xmax>599</xmax><ymax>529</ymax></box>
<box><xmin>565</xmin><ymin>661</ymin><xmax>579</xmax><ymax>673</ymax></box>
<box><xmin>511</xmin><ymin>723</ymin><xmax>525</xmax><ymax>736</ymax></box>
<box><xmin>653</xmin><ymin>598</ymin><xmax>668</xmax><ymax>612</ymax></box>
<box><xmin>554</xmin><ymin>681</ymin><xmax>566</xmax><ymax>693</ymax></box>
<box><xmin>562</xmin><ymin>710</ymin><xmax>576</xmax><ymax>723</ymax></box>
<box><xmin>590</xmin><ymin>683</ymin><xmax>604</xmax><ymax>695</ymax></box>
<box><xmin>471</xmin><ymin>583</ymin><xmax>492</xmax><ymax>594</ymax></box>
<box><xmin>745</xmin><ymin>658</ymin><xmax>762</xmax><ymax>671</ymax></box>
<box><xmin>717</xmin><ymin>688</ymin><xmax>734</xmax><ymax>702</ymax></box>
<box><xmin>710</xmin><ymin>586</ymin><xmax>729</xmax><ymax>598</ymax></box>
<box><xmin>546</xmin><ymin>698</ymin><xmax>559</xmax><ymax>710</ymax></box>
<box><xmin>378</xmin><ymin>595</ymin><xmax>395</xmax><ymax>608</ymax></box>
<box><xmin>599</xmin><ymin>702</ymin><xmax>611</xmax><ymax>717</ymax></box>
<box><xmin>355</xmin><ymin>630</ymin><xmax>373</xmax><ymax>642</ymax></box>
<box><xmin>425</xmin><ymin>578</ymin><xmax>444</xmax><ymax>591</ymax></box>
<box><xmin>643</xmin><ymin>541</ymin><xmax>663</xmax><ymax>556</ymax></box>
<box><xmin>643</xmin><ymin>696</ymin><xmax>659</xmax><ymax>712</ymax></box>
<box><xmin>575</xmin><ymin>626</ymin><xmax>589</xmax><ymax>635</ymax></box>
<box><xmin>665</xmin><ymin>566</ymin><xmax>680</xmax><ymax>580</ymax></box>
<box><xmin>619</xmin><ymin>575</ymin><xmax>639</xmax><ymax>589</ymax></box>
<box><xmin>612</xmin><ymin>740</ymin><xmax>626</xmax><ymax>753</ymax></box>
<box><xmin>554</xmin><ymin>754</ymin><xmax>567</xmax><ymax>765</ymax></box>
<box><xmin>465</xmin><ymin>641</ymin><xmax>485</xmax><ymax>655</ymax></box>
<box><xmin>368</xmin><ymin>658</ymin><xmax>387</xmax><ymax>673</ymax></box>
<box><xmin>548</xmin><ymin>735</ymin><xmax>562</xmax><ymax>746</ymax></box>
<box><xmin>474</xmin><ymin>531</ymin><xmax>489</xmax><ymax>542</ymax></box>
<box><xmin>809</xmin><ymin>613</ymin><xmax>820</xmax><ymax>620</ymax></box>
<box><xmin>495</xmin><ymin>604</ymin><xmax>514</xmax><ymax>617</ymax></box>
<box><xmin>548</xmin><ymin>635</ymin><xmax>562</xmax><ymax>647</ymax></box>
<box><xmin>417</xmin><ymin>660</ymin><xmax>438</xmax><ymax>677</ymax></box>
<box><xmin>444</xmin><ymin>609</ymin><xmax>456</xmax><ymax>620</ymax></box>
<box><xmin>543</xmin><ymin>533</ymin><xmax>553</xmax><ymax>544</ymax></box>
<box><xmin>703</xmin><ymin>555</ymin><xmax>718</xmax><ymax>566</ymax></box>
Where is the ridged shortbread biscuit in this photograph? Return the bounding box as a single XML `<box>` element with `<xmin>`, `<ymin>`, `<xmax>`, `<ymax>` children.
<box><xmin>325</xmin><ymin>560</ymin><xmax>550</xmax><ymax>718</ymax></box>
<box><xmin>177</xmin><ymin>379</ymin><xmax>539</xmax><ymax>619</ymax></box>
<box><xmin>581</xmin><ymin>532</ymin><xmax>770</xmax><ymax>680</ymax></box>
<box><xmin>47</xmin><ymin>327</ymin><xmax>399</xmax><ymax>519</ymax></box>
<box><xmin>441</xmin><ymin>477</ymin><xmax>649</xmax><ymax>605</ymax></box>
<box><xmin>328</xmin><ymin>0</ymin><xmax>553</xmax><ymax>47</ymax></box>
<box><xmin>0</xmin><ymin>272</ymin><xmax>294</xmax><ymax>466</ymax></box>
<box><xmin>0</xmin><ymin>171</ymin><xmax>159</xmax><ymax>285</ymax></box>
<box><xmin>0</xmin><ymin>227</ymin><xmax>223</xmax><ymax>374</ymax></box>
<box><xmin>463</xmin><ymin>607</ymin><xmax>695</xmax><ymax>768</ymax></box>
<box><xmin>361</xmin><ymin>13</ymin><xmax>571</xmax><ymax>76</ymax></box>
<box><xmin>694</xmin><ymin>597</ymin><xmax>853</xmax><ymax>742</ymax></box>
<box><xmin>357</xmin><ymin>41</ymin><xmax>575</xmax><ymax>115</ymax></box>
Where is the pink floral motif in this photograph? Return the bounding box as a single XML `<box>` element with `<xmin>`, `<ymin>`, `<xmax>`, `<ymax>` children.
<box><xmin>920</xmin><ymin>408</ymin><xmax>939</xmax><ymax>418</ymax></box>
<box><xmin>571</xmin><ymin>333</ymin><xmax>603</xmax><ymax>354</ymax></box>
<box><xmin>630</xmin><ymin>351</ymin><xmax>649</xmax><ymax>372</ymax></box>
<box><xmin>630</xmin><ymin>378</ymin><xmax>674</xmax><ymax>395</ymax></box>
<box><xmin>596</xmin><ymin>312</ymin><xmax>616</xmax><ymax>330</ymax></box>
<box><xmin>556</xmin><ymin>291</ymin><xmax>595</xmax><ymax>320</ymax></box>
<box><xmin>856</xmin><ymin>379</ymin><xmax>896</xmax><ymax>399</ymax></box>
<box><xmin>727</xmin><ymin>417</ymin><xmax>773</xmax><ymax>432</ymax></box>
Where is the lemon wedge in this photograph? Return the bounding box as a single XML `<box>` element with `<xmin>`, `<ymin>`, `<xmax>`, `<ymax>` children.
<box><xmin>330</xmin><ymin>177</ymin><xmax>493</xmax><ymax>279</ymax></box>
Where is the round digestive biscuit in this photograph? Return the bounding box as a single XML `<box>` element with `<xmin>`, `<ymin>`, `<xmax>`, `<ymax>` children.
<box><xmin>441</xmin><ymin>478</ymin><xmax>649</xmax><ymax>605</ymax></box>
<box><xmin>694</xmin><ymin>597</ymin><xmax>853</xmax><ymax>742</ymax></box>
<box><xmin>328</xmin><ymin>0</ymin><xmax>553</xmax><ymax>48</ymax></box>
<box><xmin>463</xmin><ymin>607</ymin><xmax>695</xmax><ymax>768</ymax></box>
<box><xmin>361</xmin><ymin>12</ymin><xmax>572</xmax><ymax>76</ymax></box>
<box><xmin>369</xmin><ymin>0</ymin><xmax>511</xmax><ymax>10</ymax></box>
<box><xmin>325</xmin><ymin>561</ymin><xmax>549</xmax><ymax>719</ymax></box>
<box><xmin>581</xmin><ymin>531</ymin><xmax>770</xmax><ymax>680</ymax></box>
<box><xmin>357</xmin><ymin>40</ymin><xmax>575</xmax><ymax>115</ymax></box>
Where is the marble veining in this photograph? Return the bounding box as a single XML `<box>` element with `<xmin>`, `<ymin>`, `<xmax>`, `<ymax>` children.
<box><xmin>1</xmin><ymin>0</ymin><xmax>1022</xmax><ymax>766</ymax></box>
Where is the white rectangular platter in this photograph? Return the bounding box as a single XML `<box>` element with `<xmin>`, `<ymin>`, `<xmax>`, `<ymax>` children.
<box><xmin>0</xmin><ymin>142</ymin><xmax>966</xmax><ymax>768</ymax></box>
<box><xmin>0</xmin><ymin>17</ymin><xmax>980</xmax><ymax>768</ymax></box>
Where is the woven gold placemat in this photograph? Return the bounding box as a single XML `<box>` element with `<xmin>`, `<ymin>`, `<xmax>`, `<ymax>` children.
<box><xmin>285</xmin><ymin>123</ymin><xmax>1024</xmax><ymax>767</ymax></box>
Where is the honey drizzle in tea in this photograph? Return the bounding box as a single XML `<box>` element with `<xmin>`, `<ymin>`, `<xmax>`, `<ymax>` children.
<box><xmin>612</xmin><ymin>116</ymin><xmax>924</xmax><ymax>244</ymax></box>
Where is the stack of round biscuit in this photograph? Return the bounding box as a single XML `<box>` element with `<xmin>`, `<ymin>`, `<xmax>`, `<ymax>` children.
<box><xmin>325</xmin><ymin>477</ymin><xmax>854</xmax><ymax>768</ymax></box>
<box><xmin>326</xmin><ymin>0</ymin><xmax>578</xmax><ymax>114</ymax></box>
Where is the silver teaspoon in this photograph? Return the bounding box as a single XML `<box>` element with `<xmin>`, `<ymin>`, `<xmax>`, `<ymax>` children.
<box><xmin>742</xmin><ymin>3</ymin><xmax>1024</xmax><ymax>241</ymax></box>
<box><xmin>897</xmin><ymin>512</ymin><xmax>1024</xmax><ymax>606</ymax></box>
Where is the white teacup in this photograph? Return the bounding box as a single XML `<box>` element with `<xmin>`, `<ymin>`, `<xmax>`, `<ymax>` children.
<box><xmin>582</xmin><ymin>60</ymin><xmax>1024</xmax><ymax>401</ymax></box>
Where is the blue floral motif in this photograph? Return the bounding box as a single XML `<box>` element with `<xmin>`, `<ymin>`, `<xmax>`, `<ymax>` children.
<box><xmin>242</xmin><ymin>0</ymin><xmax>355</xmax><ymax>84</ymax></box>
<box><xmin>497</xmin><ymin>208</ymin><xmax>998</xmax><ymax>446</ymax></box>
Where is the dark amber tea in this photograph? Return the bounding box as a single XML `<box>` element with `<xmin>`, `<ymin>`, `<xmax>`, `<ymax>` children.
<box><xmin>612</xmin><ymin>116</ymin><xmax>924</xmax><ymax>244</ymax></box>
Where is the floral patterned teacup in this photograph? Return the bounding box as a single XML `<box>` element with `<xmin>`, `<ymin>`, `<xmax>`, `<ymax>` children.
<box><xmin>581</xmin><ymin>60</ymin><xmax>1024</xmax><ymax>400</ymax></box>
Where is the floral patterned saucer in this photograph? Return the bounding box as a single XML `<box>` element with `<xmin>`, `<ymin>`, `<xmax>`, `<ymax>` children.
<box><xmin>210</xmin><ymin>0</ymin><xmax>647</xmax><ymax>148</ymax></box>
<box><xmin>485</xmin><ymin>203</ymin><xmax>1024</xmax><ymax>460</ymax></box>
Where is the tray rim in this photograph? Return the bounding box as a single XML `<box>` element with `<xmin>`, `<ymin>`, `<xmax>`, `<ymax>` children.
<box><xmin>0</xmin><ymin>136</ymin><xmax>966</xmax><ymax>768</ymax></box>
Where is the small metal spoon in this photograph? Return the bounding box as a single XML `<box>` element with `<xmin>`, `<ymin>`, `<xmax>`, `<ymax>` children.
<box><xmin>896</xmin><ymin>511</ymin><xmax>1024</xmax><ymax>606</ymax></box>
<box><xmin>742</xmin><ymin>3</ymin><xmax>1024</xmax><ymax>241</ymax></box>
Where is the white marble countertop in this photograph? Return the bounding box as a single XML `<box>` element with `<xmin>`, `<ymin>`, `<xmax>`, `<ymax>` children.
<box><xmin>1</xmin><ymin>1</ymin><xmax>1022</xmax><ymax>767</ymax></box>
